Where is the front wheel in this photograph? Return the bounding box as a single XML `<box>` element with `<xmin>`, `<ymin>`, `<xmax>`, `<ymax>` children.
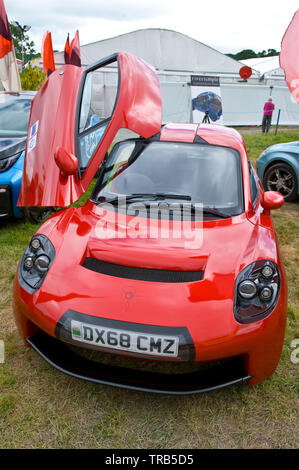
<box><xmin>263</xmin><ymin>163</ymin><xmax>298</xmax><ymax>202</ymax></box>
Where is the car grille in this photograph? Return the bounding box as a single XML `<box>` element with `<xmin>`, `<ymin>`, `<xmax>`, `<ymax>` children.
<box><xmin>82</xmin><ymin>257</ymin><xmax>204</xmax><ymax>283</ymax></box>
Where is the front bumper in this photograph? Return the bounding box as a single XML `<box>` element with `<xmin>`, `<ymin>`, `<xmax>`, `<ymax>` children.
<box><xmin>13</xmin><ymin>243</ymin><xmax>288</xmax><ymax>392</ymax></box>
<box><xmin>13</xmin><ymin>285</ymin><xmax>287</xmax><ymax>393</ymax></box>
<box><xmin>27</xmin><ymin>330</ymin><xmax>250</xmax><ymax>394</ymax></box>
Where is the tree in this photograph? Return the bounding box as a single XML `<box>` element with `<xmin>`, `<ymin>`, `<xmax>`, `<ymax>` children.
<box><xmin>9</xmin><ymin>22</ymin><xmax>39</xmax><ymax>64</ymax></box>
<box><xmin>19</xmin><ymin>65</ymin><xmax>46</xmax><ymax>91</ymax></box>
<box><xmin>227</xmin><ymin>48</ymin><xmax>279</xmax><ymax>61</ymax></box>
<box><xmin>257</xmin><ymin>48</ymin><xmax>279</xmax><ymax>58</ymax></box>
<box><xmin>235</xmin><ymin>49</ymin><xmax>257</xmax><ymax>60</ymax></box>
<box><xmin>226</xmin><ymin>49</ymin><xmax>257</xmax><ymax>60</ymax></box>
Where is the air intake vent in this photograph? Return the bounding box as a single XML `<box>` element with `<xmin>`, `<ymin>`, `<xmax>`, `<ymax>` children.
<box><xmin>82</xmin><ymin>257</ymin><xmax>204</xmax><ymax>283</ymax></box>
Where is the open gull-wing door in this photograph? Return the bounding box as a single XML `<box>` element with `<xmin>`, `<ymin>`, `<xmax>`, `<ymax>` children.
<box><xmin>18</xmin><ymin>52</ymin><xmax>162</xmax><ymax>207</ymax></box>
<box><xmin>280</xmin><ymin>10</ymin><xmax>299</xmax><ymax>104</ymax></box>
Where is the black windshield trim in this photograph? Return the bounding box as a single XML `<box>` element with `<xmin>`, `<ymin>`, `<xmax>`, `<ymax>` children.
<box><xmin>75</xmin><ymin>53</ymin><xmax>120</xmax><ymax>179</ymax></box>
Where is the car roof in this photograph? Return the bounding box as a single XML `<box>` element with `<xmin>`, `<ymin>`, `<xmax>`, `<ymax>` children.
<box><xmin>158</xmin><ymin>122</ymin><xmax>245</xmax><ymax>151</ymax></box>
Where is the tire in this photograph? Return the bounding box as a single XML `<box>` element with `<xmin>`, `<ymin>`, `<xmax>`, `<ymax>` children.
<box><xmin>263</xmin><ymin>162</ymin><xmax>298</xmax><ymax>202</ymax></box>
<box><xmin>23</xmin><ymin>207</ymin><xmax>55</xmax><ymax>224</ymax></box>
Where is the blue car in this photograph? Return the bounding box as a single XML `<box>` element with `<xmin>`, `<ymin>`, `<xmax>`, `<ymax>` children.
<box><xmin>0</xmin><ymin>91</ymin><xmax>35</xmax><ymax>219</ymax></box>
<box><xmin>256</xmin><ymin>141</ymin><xmax>299</xmax><ymax>202</ymax></box>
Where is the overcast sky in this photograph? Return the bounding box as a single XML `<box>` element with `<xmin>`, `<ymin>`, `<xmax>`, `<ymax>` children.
<box><xmin>4</xmin><ymin>0</ymin><xmax>299</xmax><ymax>55</ymax></box>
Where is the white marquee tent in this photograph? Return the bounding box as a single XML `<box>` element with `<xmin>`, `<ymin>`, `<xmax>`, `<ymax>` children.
<box><xmin>241</xmin><ymin>56</ymin><xmax>285</xmax><ymax>85</ymax></box>
<box><xmin>54</xmin><ymin>28</ymin><xmax>253</xmax><ymax>78</ymax></box>
<box><xmin>50</xmin><ymin>29</ymin><xmax>299</xmax><ymax>126</ymax></box>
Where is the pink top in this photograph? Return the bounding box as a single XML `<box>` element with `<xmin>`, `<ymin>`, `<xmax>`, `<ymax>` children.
<box><xmin>264</xmin><ymin>101</ymin><xmax>275</xmax><ymax>116</ymax></box>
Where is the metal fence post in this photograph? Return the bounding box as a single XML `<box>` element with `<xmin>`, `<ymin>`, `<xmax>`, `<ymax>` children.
<box><xmin>275</xmin><ymin>109</ymin><xmax>281</xmax><ymax>135</ymax></box>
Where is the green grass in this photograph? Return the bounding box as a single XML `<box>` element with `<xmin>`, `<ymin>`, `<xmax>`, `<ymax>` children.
<box><xmin>245</xmin><ymin>130</ymin><xmax>299</xmax><ymax>162</ymax></box>
<box><xmin>0</xmin><ymin>131</ymin><xmax>298</xmax><ymax>449</ymax></box>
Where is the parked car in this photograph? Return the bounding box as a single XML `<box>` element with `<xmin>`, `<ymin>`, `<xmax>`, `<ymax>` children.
<box><xmin>256</xmin><ymin>142</ymin><xmax>299</xmax><ymax>201</ymax></box>
<box><xmin>0</xmin><ymin>91</ymin><xmax>52</xmax><ymax>222</ymax></box>
<box><xmin>13</xmin><ymin>52</ymin><xmax>287</xmax><ymax>394</ymax></box>
<box><xmin>0</xmin><ymin>91</ymin><xmax>35</xmax><ymax>218</ymax></box>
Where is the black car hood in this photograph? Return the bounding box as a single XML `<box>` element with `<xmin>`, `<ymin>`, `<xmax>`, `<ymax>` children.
<box><xmin>0</xmin><ymin>136</ymin><xmax>27</xmax><ymax>160</ymax></box>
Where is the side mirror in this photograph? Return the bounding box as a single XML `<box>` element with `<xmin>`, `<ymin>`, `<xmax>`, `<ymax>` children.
<box><xmin>54</xmin><ymin>147</ymin><xmax>78</xmax><ymax>176</ymax></box>
<box><xmin>262</xmin><ymin>191</ymin><xmax>284</xmax><ymax>213</ymax></box>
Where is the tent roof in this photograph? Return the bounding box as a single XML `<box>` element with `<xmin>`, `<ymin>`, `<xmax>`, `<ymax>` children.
<box><xmin>241</xmin><ymin>56</ymin><xmax>284</xmax><ymax>77</ymax></box>
<box><xmin>54</xmin><ymin>28</ymin><xmax>253</xmax><ymax>75</ymax></box>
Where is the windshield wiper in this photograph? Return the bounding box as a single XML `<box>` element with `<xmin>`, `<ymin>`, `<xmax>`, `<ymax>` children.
<box><xmin>132</xmin><ymin>193</ymin><xmax>192</xmax><ymax>201</ymax></box>
<box><xmin>179</xmin><ymin>205</ymin><xmax>231</xmax><ymax>219</ymax></box>
<box><xmin>98</xmin><ymin>193</ymin><xmax>192</xmax><ymax>206</ymax></box>
<box><xmin>202</xmin><ymin>207</ymin><xmax>231</xmax><ymax>219</ymax></box>
<box><xmin>97</xmin><ymin>194</ymin><xmax>231</xmax><ymax>218</ymax></box>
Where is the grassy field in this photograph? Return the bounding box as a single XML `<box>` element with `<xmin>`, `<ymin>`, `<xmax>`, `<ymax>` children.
<box><xmin>0</xmin><ymin>128</ymin><xmax>298</xmax><ymax>449</ymax></box>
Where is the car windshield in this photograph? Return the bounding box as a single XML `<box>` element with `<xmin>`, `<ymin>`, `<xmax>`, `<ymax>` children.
<box><xmin>93</xmin><ymin>140</ymin><xmax>244</xmax><ymax>217</ymax></box>
<box><xmin>0</xmin><ymin>94</ymin><xmax>33</xmax><ymax>137</ymax></box>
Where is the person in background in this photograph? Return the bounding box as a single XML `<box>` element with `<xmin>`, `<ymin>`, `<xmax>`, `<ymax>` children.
<box><xmin>262</xmin><ymin>97</ymin><xmax>275</xmax><ymax>133</ymax></box>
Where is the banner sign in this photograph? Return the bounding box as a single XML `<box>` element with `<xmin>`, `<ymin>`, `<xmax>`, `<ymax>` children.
<box><xmin>191</xmin><ymin>75</ymin><xmax>223</xmax><ymax>124</ymax></box>
<box><xmin>191</xmin><ymin>75</ymin><xmax>220</xmax><ymax>87</ymax></box>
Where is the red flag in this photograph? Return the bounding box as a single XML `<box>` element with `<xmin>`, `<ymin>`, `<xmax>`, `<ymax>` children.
<box><xmin>280</xmin><ymin>10</ymin><xmax>299</xmax><ymax>103</ymax></box>
<box><xmin>64</xmin><ymin>33</ymin><xmax>70</xmax><ymax>64</ymax></box>
<box><xmin>0</xmin><ymin>0</ymin><xmax>21</xmax><ymax>91</ymax></box>
<box><xmin>41</xmin><ymin>31</ymin><xmax>55</xmax><ymax>77</ymax></box>
<box><xmin>0</xmin><ymin>0</ymin><xmax>12</xmax><ymax>58</ymax></box>
<box><xmin>69</xmin><ymin>30</ymin><xmax>81</xmax><ymax>67</ymax></box>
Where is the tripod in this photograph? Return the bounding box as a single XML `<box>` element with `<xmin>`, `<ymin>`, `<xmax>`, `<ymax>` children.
<box><xmin>202</xmin><ymin>111</ymin><xmax>210</xmax><ymax>124</ymax></box>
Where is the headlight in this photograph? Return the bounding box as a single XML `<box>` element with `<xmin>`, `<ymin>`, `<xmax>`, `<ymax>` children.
<box><xmin>24</xmin><ymin>256</ymin><xmax>34</xmax><ymax>269</ymax></box>
<box><xmin>234</xmin><ymin>260</ymin><xmax>280</xmax><ymax>324</ymax></box>
<box><xmin>261</xmin><ymin>265</ymin><xmax>274</xmax><ymax>278</ymax></box>
<box><xmin>30</xmin><ymin>237</ymin><xmax>42</xmax><ymax>250</ymax></box>
<box><xmin>238</xmin><ymin>280</ymin><xmax>257</xmax><ymax>299</ymax></box>
<box><xmin>34</xmin><ymin>255</ymin><xmax>50</xmax><ymax>273</ymax></box>
<box><xmin>0</xmin><ymin>152</ymin><xmax>21</xmax><ymax>173</ymax></box>
<box><xmin>18</xmin><ymin>234</ymin><xmax>55</xmax><ymax>293</ymax></box>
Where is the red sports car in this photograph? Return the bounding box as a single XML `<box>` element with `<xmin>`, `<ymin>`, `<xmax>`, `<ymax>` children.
<box><xmin>13</xmin><ymin>52</ymin><xmax>287</xmax><ymax>394</ymax></box>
